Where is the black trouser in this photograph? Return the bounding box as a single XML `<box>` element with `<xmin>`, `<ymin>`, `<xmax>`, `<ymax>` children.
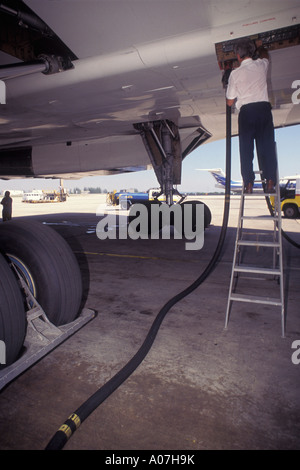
<box><xmin>238</xmin><ymin>101</ymin><xmax>277</xmax><ymax>186</ymax></box>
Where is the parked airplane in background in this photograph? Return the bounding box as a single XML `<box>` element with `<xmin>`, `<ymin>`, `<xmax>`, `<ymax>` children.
<box><xmin>200</xmin><ymin>168</ymin><xmax>263</xmax><ymax>192</ymax></box>
<box><xmin>201</xmin><ymin>168</ymin><xmax>300</xmax><ymax>195</ymax></box>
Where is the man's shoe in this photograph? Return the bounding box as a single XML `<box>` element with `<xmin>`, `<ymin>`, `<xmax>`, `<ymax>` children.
<box><xmin>245</xmin><ymin>183</ymin><xmax>253</xmax><ymax>194</ymax></box>
<box><xmin>265</xmin><ymin>180</ymin><xmax>276</xmax><ymax>193</ymax></box>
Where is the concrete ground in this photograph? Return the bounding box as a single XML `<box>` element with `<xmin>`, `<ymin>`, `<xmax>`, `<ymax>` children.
<box><xmin>0</xmin><ymin>193</ymin><xmax>299</xmax><ymax>450</ymax></box>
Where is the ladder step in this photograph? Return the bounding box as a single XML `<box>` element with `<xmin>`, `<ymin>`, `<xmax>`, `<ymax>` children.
<box><xmin>226</xmin><ymin>175</ymin><xmax>284</xmax><ymax>335</ymax></box>
<box><xmin>243</xmin><ymin>191</ymin><xmax>278</xmax><ymax>196</ymax></box>
<box><xmin>229</xmin><ymin>293</ymin><xmax>282</xmax><ymax>306</ymax></box>
<box><xmin>234</xmin><ymin>266</ymin><xmax>281</xmax><ymax>276</ymax></box>
<box><xmin>237</xmin><ymin>240</ymin><xmax>280</xmax><ymax>248</ymax></box>
<box><xmin>241</xmin><ymin>215</ymin><xmax>278</xmax><ymax>220</ymax></box>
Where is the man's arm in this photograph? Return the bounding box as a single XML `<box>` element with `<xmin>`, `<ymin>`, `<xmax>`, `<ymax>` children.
<box><xmin>257</xmin><ymin>46</ymin><xmax>269</xmax><ymax>60</ymax></box>
<box><xmin>226</xmin><ymin>98</ymin><xmax>235</xmax><ymax>107</ymax></box>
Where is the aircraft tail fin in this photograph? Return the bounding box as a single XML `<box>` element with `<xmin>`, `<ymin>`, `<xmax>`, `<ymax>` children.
<box><xmin>197</xmin><ymin>168</ymin><xmax>226</xmax><ymax>186</ymax></box>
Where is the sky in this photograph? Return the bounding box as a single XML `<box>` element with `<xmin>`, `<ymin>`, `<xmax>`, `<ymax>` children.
<box><xmin>0</xmin><ymin>124</ymin><xmax>299</xmax><ymax>195</ymax></box>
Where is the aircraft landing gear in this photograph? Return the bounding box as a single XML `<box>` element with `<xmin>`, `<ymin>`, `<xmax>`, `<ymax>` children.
<box><xmin>0</xmin><ymin>220</ymin><xmax>84</xmax><ymax>370</ymax></box>
<box><xmin>0</xmin><ymin>220</ymin><xmax>83</xmax><ymax>327</ymax></box>
<box><xmin>134</xmin><ymin>119</ymin><xmax>212</xmax><ymax>229</ymax></box>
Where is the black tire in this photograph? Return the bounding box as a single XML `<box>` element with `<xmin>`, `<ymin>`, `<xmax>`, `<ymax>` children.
<box><xmin>283</xmin><ymin>203</ymin><xmax>298</xmax><ymax>219</ymax></box>
<box><xmin>180</xmin><ymin>200</ymin><xmax>212</xmax><ymax>230</ymax></box>
<box><xmin>0</xmin><ymin>253</ymin><xmax>26</xmax><ymax>368</ymax></box>
<box><xmin>0</xmin><ymin>220</ymin><xmax>82</xmax><ymax>326</ymax></box>
<box><xmin>128</xmin><ymin>200</ymin><xmax>160</xmax><ymax>236</ymax></box>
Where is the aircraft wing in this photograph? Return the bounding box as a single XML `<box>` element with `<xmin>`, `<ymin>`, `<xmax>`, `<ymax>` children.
<box><xmin>0</xmin><ymin>0</ymin><xmax>300</xmax><ymax>181</ymax></box>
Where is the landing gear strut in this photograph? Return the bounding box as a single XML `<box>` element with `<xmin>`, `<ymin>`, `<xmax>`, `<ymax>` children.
<box><xmin>134</xmin><ymin>120</ymin><xmax>183</xmax><ymax>205</ymax></box>
<box><xmin>134</xmin><ymin>119</ymin><xmax>212</xmax><ymax>228</ymax></box>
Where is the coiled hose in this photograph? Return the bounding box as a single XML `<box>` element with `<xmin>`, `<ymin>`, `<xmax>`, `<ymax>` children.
<box><xmin>45</xmin><ymin>105</ymin><xmax>232</xmax><ymax>450</ymax></box>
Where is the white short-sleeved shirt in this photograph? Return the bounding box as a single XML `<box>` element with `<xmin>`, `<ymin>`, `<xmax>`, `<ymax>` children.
<box><xmin>226</xmin><ymin>58</ymin><xmax>269</xmax><ymax>110</ymax></box>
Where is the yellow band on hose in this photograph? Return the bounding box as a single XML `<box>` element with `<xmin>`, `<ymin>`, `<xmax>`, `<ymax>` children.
<box><xmin>69</xmin><ymin>413</ymin><xmax>81</xmax><ymax>429</ymax></box>
<box><xmin>58</xmin><ymin>414</ymin><xmax>81</xmax><ymax>439</ymax></box>
<box><xmin>58</xmin><ymin>424</ymin><xmax>72</xmax><ymax>439</ymax></box>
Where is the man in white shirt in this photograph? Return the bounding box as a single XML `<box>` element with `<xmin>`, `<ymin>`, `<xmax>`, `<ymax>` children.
<box><xmin>226</xmin><ymin>37</ymin><xmax>277</xmax><ymax>193</ymax></box>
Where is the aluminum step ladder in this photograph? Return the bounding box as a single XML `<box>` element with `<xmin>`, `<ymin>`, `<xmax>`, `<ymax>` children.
<box><xmin>225</xmin><ymin>173</ymin><xmax>285</xmax><ymax>336</ymax></box>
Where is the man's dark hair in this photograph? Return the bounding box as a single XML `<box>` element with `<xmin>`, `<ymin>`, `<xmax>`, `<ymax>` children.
<box><xmin>234</xmin><ymin>38</ymin><xmax>256</xmax><ymax>59</ymax></box>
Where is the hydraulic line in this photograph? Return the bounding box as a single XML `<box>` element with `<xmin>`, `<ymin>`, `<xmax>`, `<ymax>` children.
<box><xmin>45</xmin><ymin>104</ymin><xmax>232</xmax><ymax>451</ymax></box>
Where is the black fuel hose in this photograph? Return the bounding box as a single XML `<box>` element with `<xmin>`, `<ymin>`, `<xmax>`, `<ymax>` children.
<box><xmin>265</xmin><ymin>196</ymin><xmax>300</xmax><ymax>250</ymax></box>
<box><xmin>281</xmin><ymin>227</ymin><xmax>300</xmax><ymax>249</ymax></box>
<box><xmin>45</xmin><ymin>105</ymin><xmax>232</xmax><ymax>450</ymax></box>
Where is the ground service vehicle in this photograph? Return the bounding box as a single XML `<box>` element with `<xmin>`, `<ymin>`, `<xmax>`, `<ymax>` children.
<box><xmin>107</xmin><ymin>188</ymin><xmax>180</xmax><ymax>209</ymax></box>
<box><xmin>22</xmin><ymin>189</ymin><xmax>67</xmax><ymax>203</ymax></box>
<box><xmin>279</xmin><ymin>177</ymin><xmax>300</xmax><ymax>218</ymax></box>
<box><xmin>107</xmin><ymin>188</ymin><xmax>212</xmax><ymax>229</ymax></box>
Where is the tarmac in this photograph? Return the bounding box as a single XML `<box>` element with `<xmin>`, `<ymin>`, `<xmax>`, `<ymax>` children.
<box><xmin>0</xmin><ymin>193</ymin><xmax>299</xmax><ymax>451</ymax></box>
